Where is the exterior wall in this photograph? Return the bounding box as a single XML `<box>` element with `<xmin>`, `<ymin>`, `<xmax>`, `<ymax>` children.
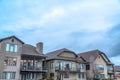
<box><xmin>86</xmin><ymin>55</ymin><xmax>109</xmax><ymax>79</ymax></box>
<box><xmin>93</xmin><ymin>55</ymin><xmax>108</xmax><ymax>78</ymax></box>
<box><xmin>0</xmin><ymin>51</ymin><xmax>4</xmax><ymax>79</ymax></box>
<box><xmin>115</xmin><ymin>72</ymin><xmax>120</xmax><ymax>80</ymax></box>
<box><xmin>59</xmin><ymin>52</ymin><xmax>76</xmax><ymax>58</ymax></box>
<box><xmin>0</xmin><ymin>37</ymin><xmax>23</xmax><ymax>80</ymax></box>
<box><xmin>46</xmin><ymin>59</ymin><xmax>86</xmax><ymax>80</ymax></box>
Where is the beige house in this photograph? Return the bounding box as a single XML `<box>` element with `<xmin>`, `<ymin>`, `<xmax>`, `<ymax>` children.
<box><xmin>78</xmin><ymin>50</ymin><xmax>114</xmax><ymax>80</ymax></box>
<box><xmin>0</xmin><ymin>35</ymin><xmax>116</xmax><ymax>80</ymax></box>
<box><xmin>0</xmin><ymin>36</ymin><xmax>46</xmax><ymax>80</ymax></box>
<box><xmin>45</xmin><ymin>48</ymin><xmax>87</xmax><ymax>80</ymax></box>
<box><xmin>114</xmin><ymin>66</ymin><xmax>120</xmax><ymax>80</ymax></box>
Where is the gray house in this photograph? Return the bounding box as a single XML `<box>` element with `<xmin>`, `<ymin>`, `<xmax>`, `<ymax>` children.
<box><xmin>0</xmin><ymin>36</ymin><xmax>47</xmax><ymax>80</ymax></box>
<box><xmin>78</xmin><ymin>50</ymin><xmax>114</xmax><ymax>80</ymax></box>
<box><xmin>45</xmin><ymin>48</ymin><xmax>87</xmax><ymax>80</ymax></box>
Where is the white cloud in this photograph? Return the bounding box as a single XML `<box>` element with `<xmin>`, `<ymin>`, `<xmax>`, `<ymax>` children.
<box><xmin>110</xmin><ymin>56</ymin><xmax>120</xmax><ymax>65</ymax></box>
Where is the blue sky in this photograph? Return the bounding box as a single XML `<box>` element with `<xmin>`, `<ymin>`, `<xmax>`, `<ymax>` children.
<box><xmin>0</xmin><ymin>0</ymin><xmax>120</xmax><ymax>65</ymax></box>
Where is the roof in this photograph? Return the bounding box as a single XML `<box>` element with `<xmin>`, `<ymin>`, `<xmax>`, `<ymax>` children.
<box><xmin>45</xmin><ymin>48</ymin><xmax>78</xmax><ymax>61</ymax></box>
<box><xmin>0</xmin><ymin>35</ymin><xmax>24</xmax><ymax>44</ymax></box>
<box><xmin>22</xmin><ymin>44</ymin><xmax>45</xmax><ymax>58</ymax></box>
<box><xmin>114</xmin><ymin>66</ymin><xmax>120</xmax><ymax>72</ymax></box>
<box><xmin>78</xmin><ymin>50</ymin><xmax>113</xmax><ymax>64</ymax></box>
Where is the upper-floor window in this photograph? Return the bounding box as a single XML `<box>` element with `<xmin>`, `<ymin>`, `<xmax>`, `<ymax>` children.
<box><xmin>96</xmin><ymin>64</ymin><xmax>104</xmax><ymax>70</ymax></box>
<box><xmin>4</xmin><ymin>57</ymin><xmax>17</xmax><ymax>67</ymax></box>
<box><xmin>79</xmin><ymin>64</ymin><xmax>85</xmax><ymax>69</ymax></box>
<box><xmin>6</xmin><ymin>43</ymin><xmax>18</xmax><ymax>52</ymax></box>
<box><xmin>107</xmin><ymin>66</ymin><xmax>113</xmax><ymax>71</ymax></box>
<box><xmin>2</xmin><ymin>72</ymin><xmax>16</xmax><ymax>79</ymax></box>
<box><xmin>86</xmin><ymin>65</ymin><xmax>90</xmax><ymax>70</ymax></box>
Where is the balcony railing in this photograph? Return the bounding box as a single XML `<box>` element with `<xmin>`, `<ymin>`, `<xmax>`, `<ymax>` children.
<box><xmin>107</xmin><ymin>69</ymin><xmax>114</xmax><ymax>73</ymax></box>
<box><xmin>55</xmin><ymin>66</ymin><xmax>85</xmax><ymax>72</ymax></box>
<box><xmin>95</xmin><ymin>68</ymin><xmax>104</xmax><ymax>73</ymax></box>
<box><xmin>20</xmin><ymin>66</ymin><xmax>47</xmax><ymax>72</ymax></box>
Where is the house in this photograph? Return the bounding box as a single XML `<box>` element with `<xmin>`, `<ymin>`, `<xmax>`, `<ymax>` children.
<box><xmin>114</xmin><ymin>66</ymin><xmax>120</xmax><ymax>80</ymax></box>
<box><xmin>45</xmin><ymin>48</ymin><xmax>87</xmax><ymax>80</ymax></box>
<box><xmin>0</xmin><ymin>36</ymin><xmax>47</xmax><ymax>80</ymax></box>
<box><xmin>78</xmin><ymin>50</ymin><xmax>114</xmax><ymax>80</ymax></box>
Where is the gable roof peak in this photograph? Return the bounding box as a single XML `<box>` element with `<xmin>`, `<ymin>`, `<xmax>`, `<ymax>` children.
<box><xmin>0</xmin><ymin>35</ymin><xmax>24</xmax><ymax>44</ymax></box>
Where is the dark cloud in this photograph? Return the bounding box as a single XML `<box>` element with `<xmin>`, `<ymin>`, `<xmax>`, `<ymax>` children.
<box><xmin>107</xmin><ymin>24</ymin><xmax>120</xmax><ymax>57</ymax></box>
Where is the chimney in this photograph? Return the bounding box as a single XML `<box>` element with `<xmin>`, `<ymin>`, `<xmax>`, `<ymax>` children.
<box><xmin>36</xmin><ymin>42</ymin><xmax>43</xmax><ymax>54</ymax></box>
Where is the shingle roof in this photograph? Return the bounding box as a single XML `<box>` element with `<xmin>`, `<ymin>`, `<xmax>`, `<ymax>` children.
<box><xmin>45</xmin><ymin>48</ymin><xmax>78</xmax><ymax>61</ymax></box>
<box><xmin>0</xmin><ymin>35</ymin><xmax>24</xmax><ymax>44</ymax></box>
<box><xmin>114</xmin><ymin>66</ymin><xmax>120</xmax><ymax>72</ymax></box>
<box><xmin>22</xmin><ymin>44</ymin><xmax>45</xmax><ymax>57</ymax></box>
<box><xmin>78</xmin><ymin>50</ymin><xmax>113</xmax><ymax>64</ymax></box>
<box><xmin>78</xmin><ymin>50</ymin><xmax>99</xmax><ymax>62</ymax></box>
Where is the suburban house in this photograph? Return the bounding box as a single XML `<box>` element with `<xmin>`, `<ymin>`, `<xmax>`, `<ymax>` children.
<box><xmin>45</xmin><ymin>48</ymin><xmax>87</xmax><ymax>80</ymax></box>
<box><xmin>0</xmin><ymin>36</ymin><xmax>47</xmax><ymax>80</ymax></box>
<box><xmin>78</xmin><ymin>50</ymin><xmax>114</xmax><ymax>80</ymax></box>
<box><xmin>114</xmin><ymin>66</ymin><xmax>120</xmax><ymax>80</ymax></box>
<box><xmin>0</xmin><ymin>35</ymin><xmax>118</xmax><ymax>80</ymax></box>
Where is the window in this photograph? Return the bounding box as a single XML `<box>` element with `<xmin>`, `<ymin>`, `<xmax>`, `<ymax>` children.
<box><xmin>5</xmin><ymin>43</ymin><xmax>18</xmax><ymax>52</ymax></box>
<box><xmin>107</xmin><ymin>66</ymin><xmax>113</xmax><ymax>71</ymax></box>
<box><xmin>2</xmin><ymin>72</ymin><xmax>16</xmax><ymax>79</ymax></box>
<box><xmin>86</xmin><ymin>65</ymin><xmax>90</xmax><ymax>70</ymax></box>
<box><xmin>79</xmin><ymin>73</ymin><xmax>84</xmax><ymax>79</ymax></box>
<box><xmin>100</xmin><ymin>74</ymin><xmax>105</xmax><ymax>78</ymax></box>
<box><xmin>79</xmin><ymin>64</ymin><xmax>85</xmax><ymax>69</ymax></box>
<box><xmin>50</xmin><ymin>60</ymin><xmax>54</xmax><ymax>69</ymax></box>
<box><xmin>4</xmin><ymin>57</ymin><xmax>17</xmax><ymax>66</ymax></box>
<box><xmin>96</xmin><ymin>64</ymin><xmax>104</xmax><ymax>70</ymax></box>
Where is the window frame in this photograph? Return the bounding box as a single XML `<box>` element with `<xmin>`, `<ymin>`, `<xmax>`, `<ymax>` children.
<box><xmin>2</xmin><ymin>72</ymin><xmax>16</xmax><ymax>79</ymax></box>
<box><xmin>5</xmin><ymin>43</ymin><xmax>18</xmax><ymax>53</ymax></box>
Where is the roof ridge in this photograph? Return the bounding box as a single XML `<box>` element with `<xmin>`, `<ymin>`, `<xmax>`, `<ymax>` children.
<box><xmin>78</xmin><ymin>49</ymin><xmax>99</xmax><ymax>54</ymax></box>
<box><xmin>46</xmin><ymin>48</ymin><xmax>69</xmax><ymax>55</ymax></box>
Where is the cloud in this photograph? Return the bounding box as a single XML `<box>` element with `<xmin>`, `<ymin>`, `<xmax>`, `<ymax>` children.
<box><xmin>0</xmin><ymin>0</ymin><xmax>120</xmax><ymax>64</ymax></box>
<box><xmin>110</xmin><ymin>56</ymin><xmax>120</xmax><ymax>65</ymax></box>
<box><xmin>40</xmin><ymin>7</ymin><xmax>65</xmax><ymax>25</ymax></box>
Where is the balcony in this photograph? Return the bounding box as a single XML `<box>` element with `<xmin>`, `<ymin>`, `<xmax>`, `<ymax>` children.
<box><xmin>96</xmin><ymin>68</ymin><xmax>104</xmax><ymax>73</ymax></box>
<box><xmin>107</xmin><ymin>66</ymin><xmax>114</xmax><ymax>74</ymax></box>
<box><xmin>55</xmin><ymin>66</ymin><xmax>80</xmax><ymax>72</ymax></box>
<box><xmin>20</xmin><ymin>66</ymin><xmax>47</xmax><ymax>72</ymax></box>
<box><xmin>107</xmin><ymin>70</ymin><xmax>114</xmax><ymax>74</ymax></box>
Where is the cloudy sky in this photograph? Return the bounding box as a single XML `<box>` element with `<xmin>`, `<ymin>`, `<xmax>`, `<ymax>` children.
<box><xmin>0</xmin><ymin>0</ymin><xmax>120</xmax><ymax>65</ymax></box>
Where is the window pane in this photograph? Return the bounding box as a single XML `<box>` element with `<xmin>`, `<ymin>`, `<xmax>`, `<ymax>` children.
<box><xmin>6</xmin><ymin>44</ymin><xmax>10</xmax><ymax>51</ymax></box>
<box><xmin>11</xmin><ymin>72</ymin><xmax>16</xmax><ymax>79</ymax></box>
<box><xmin>14</xmin><ymin>45</ymin><xmax>18</xmax><ymax>52</ymax></box>
<box><xmin>2</xmin><ymin>72</ymin><xmax>6</xmax><ymax>79</ymax></box>
<box><xmin>10</xmin><ymin>45</ymin><xmax>14</xmax><ymax>52</ymax></box>
<box><xmin>7</xmin><ymin>73</ymin><xmax>11</xmax><ymax>79</ymax></box>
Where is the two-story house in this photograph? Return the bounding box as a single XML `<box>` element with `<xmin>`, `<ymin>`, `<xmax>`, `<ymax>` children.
<box><xmin>78</xmin><ymin>50</ymin><xmax>114</xmax><ymax>80</ymax></box>
<box><xmin>45</xmin><ymin>48</ymin><xmax>87</xmax><ymax>80</ymax></box>
<box><xmin>0</xmin><ymin>36</ymin><xmax>47</xmax><ymax>80</ymax></box>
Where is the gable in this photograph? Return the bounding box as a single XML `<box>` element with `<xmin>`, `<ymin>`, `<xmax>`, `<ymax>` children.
<box><xmin>59</xmin><ymin>51</ymin><xmax>77</xmax><ymax>58</ymax></box>
<box><xmin>0</xmin><ymin>36</ymin><xmax>24</xmax><ymax>44</ymax></box>
<box><xmin>94</xmin><ymin>55</ymin><xmax>107</xmax><ymax>65</ymax></box>
<box><xmin>1</xmin><ymin>37</ymin><xmax>23</xmax><ymax>45</ymax></box>
<box><xmin>77</xmin><ymin>56</ymin><xmax>86</xmax><ymax>62</ymax></box>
